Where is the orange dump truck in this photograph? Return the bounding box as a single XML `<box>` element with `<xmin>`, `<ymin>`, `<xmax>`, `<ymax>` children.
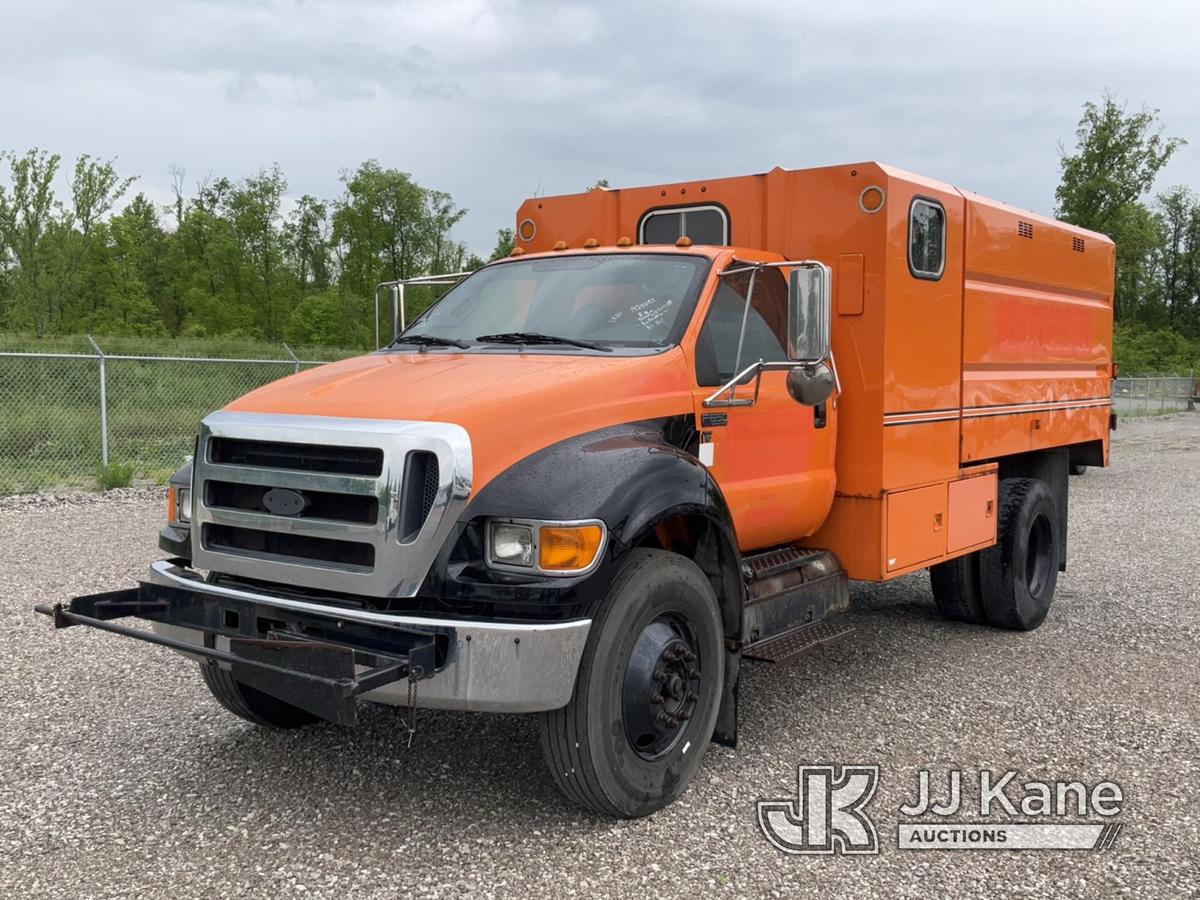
<box><xmin>38</xmin><ymin>162</ymin><xmax>1114</xmax><ymax>817</ymax></box>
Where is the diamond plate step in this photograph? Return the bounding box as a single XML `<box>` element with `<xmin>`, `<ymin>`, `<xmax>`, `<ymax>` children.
<box><xmin>742</xmin><ymin>546</ymin><xmax>827</xmax><ymax>581</ymax></box>
<box><xmin>742</xmin><ymin>620</ymin><xmax>856</xmax><ymax>665</ymax></box>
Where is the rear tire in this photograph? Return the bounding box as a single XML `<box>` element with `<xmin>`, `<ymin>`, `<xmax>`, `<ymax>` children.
<box><xmin>929</xmin><ymin>552</ymin><xmax>988</xmax><ymax>624</ymax></box>
<box><xmin>199</xmin><ymin>663</ymin><xmax>319</xmax><ymax>728</ymax></box>
<box><xmin>1069</xmin><ymin>463</ymin><xmax>1087</xmax><ymax>476</ymax></box>
<box><xmin>539</xmin><ymin>549</ymin><xmax>724</xmax><ymax>818</ymax></box>
<box><xmin>979</xmin><ymin>477</ymin><xmax>1060</xmax><ymax>630</ymax></box>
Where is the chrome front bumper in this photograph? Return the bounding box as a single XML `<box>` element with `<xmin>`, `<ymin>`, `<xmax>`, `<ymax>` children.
<box><xmin>147</xmin><ymin>561</ymin><xmax>591</xmax><ymax>713</ymax></box>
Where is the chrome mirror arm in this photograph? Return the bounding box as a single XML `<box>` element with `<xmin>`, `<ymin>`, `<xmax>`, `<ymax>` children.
<box><xmin>703</xmin><ymin>356</ymin><xmax>840</xmax><ymax>410</ymax></box>
<box><xmin>703</xmin><ymin>360</ymin><xmax>762</xmax><ymax>408</ymax></box>
<box><xmin>703</xmin><ymin>359</ymin><xmax>798</xmax><ymax>408</ymax></box>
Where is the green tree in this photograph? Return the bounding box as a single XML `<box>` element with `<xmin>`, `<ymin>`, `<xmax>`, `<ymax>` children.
<box><xmin>332</xmin><ymin>161</ymin><xmax>430</xmax><ymax>298</ymax></box>
<box><xmin>223</xmin><ymin>165</ymin><xmax>291</xmax><ymax>338</ymax></box>
<box><xmin>489</xmin><ymin>227</ymin><xmax>515</xmax><ymax>261</ymax></box>
<box><xmin>1154</xmin><ymin>187</ymin><xmax>1200</xmax><ymax>334</ymax></box>
<box><xmin>0</xmin><ymin>149</ymin><xmax>60</xmax><ymax>331</ymax></box>
<box><xmin>0</xmin><ymin>150</ymin><xmax>134</xmax><ymax>333</ymax></box>
<box><xmin>1055</xmin><ymin>94</ymin><xmax>1185</xmax><ymax>319</ymax></box>
<box><xmin>285</xmin><ymin>194</ymin><xmax>331</xmax><ymax>298</ymax></box>
<box><xmin>88</xmin><ymin>193</ymin><xmax>166</xmax><ymax>335</ymax></box>
<box><xmin>285</xmin><ymin>287</ymin><xmax>372</xmax><ymax>348</ymax></box>
<box><xmin>331</xmin><ymin>160</ymin><xmax>468</xmax><ymax>324</ymax></box>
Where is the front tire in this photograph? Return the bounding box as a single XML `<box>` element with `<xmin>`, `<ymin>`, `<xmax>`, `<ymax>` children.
<box><xmin>539</xmin><ymin>549</ymin><xmax>724</xmax><ymax>818</ymax></box>
<box><xmin>199</xmin><ymin>663</ymin><xmax>319</xmax><ymax>728</ymax></box>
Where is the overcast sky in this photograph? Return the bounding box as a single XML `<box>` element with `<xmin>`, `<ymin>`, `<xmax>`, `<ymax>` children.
<box><xmin>2</xmin><ymin>0</ymin><xmax>1198</xmax><ymax>254</ymax></box>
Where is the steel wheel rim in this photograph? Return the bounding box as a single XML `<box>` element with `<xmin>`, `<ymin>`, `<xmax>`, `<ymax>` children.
<box><xmin>1025</xmin><ymin>512</ymin><xmax>1053</xmax><ymax>598</ymax></box>
<box><xmin>621</xmin><ymin>612</ymin><xmax>702</xmax><ymax>760</ymax></box>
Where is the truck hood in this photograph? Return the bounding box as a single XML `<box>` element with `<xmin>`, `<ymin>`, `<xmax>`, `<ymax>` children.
<box><xmin>224</xmin><ymin>350</ymin><xmax>695</xmax><ymax>493</ymax></box>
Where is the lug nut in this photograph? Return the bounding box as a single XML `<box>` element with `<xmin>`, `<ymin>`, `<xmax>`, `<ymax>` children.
<box><xmin>653</xmin><ymin>668</ymin><xmax>666</xmax><ymax>682</ymax></box>
<box><xmin>686</xmin><ymin>690</ymin><xmax>698</xmax><ymax>702</ymax></box>
<box><xmin>651</xmin><ymin>692</ymin><xmax>664</xmax><ymax>705</ymax></box>
<box><xmin>688</xmin><ymin>667</ymin><xmax>700</xmax><ymax>679</ymax></box>
<box><xmin>685</xmin><ymin>650</ymin><xmax>696</xmax><ymax>663</ymax></box>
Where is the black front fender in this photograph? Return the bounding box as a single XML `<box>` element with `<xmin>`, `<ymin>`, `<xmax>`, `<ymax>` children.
<box><xmin>422</xmin><ymin>417</ymin><xmax>742</xmax><ymax>621</ymax></box>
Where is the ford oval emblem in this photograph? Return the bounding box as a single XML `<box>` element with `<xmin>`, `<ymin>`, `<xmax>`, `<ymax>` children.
<box><xmin>262</xmin><ymin>487</ymin><xmax>307</xmax><ymax>517</ymax></box>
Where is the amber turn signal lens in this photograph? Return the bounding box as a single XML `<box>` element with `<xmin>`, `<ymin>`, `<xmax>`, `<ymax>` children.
<box><xmin>539</xmin><ymin>524</ymin><xmax>604</xmax><ymax>571</ymax></box>
<box><xmin>167</xmin><ymin>486</ymin><xmax>177</xmax><ymax>524</ymax></box>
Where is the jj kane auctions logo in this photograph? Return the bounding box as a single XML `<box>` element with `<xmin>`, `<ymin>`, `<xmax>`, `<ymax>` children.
<box><xmin>758</xmin><ymin>766</ymin><xmax>1125</xmax><ymax>854</ymax></box>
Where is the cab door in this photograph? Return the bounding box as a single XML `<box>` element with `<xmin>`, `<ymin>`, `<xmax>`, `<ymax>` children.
<box><xmin>689</xmin><ymin>258</ymin><xmax>837</xmax><ymax>551</ymax></box>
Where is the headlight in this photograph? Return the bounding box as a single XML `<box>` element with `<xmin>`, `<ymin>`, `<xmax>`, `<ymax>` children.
<box><xmin>489</xmin><ymin>522</ymin><xmax>534</xmax><ymax>567</ymax></box>
<box><xmin>169</xmin><ymin>486</ymin><xmax>191</xmax><ymax>525</ymax></box>
<box><xmin>486</xmin><ymin>519</ymin><xmax>606</xmax><ymax>576</ymax></box>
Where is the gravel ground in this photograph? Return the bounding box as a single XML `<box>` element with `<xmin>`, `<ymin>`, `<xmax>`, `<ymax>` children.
<box><xmin>2</xmin><ymin>415</ymin><xmax>1198</xmax><ymax>898</ymax></box>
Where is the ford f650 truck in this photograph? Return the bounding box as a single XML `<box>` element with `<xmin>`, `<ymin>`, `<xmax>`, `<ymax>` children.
<box><xmin>37</xmin><ymin>163</ymin><xmax>1114</xmax><ymax>817</ymax></box>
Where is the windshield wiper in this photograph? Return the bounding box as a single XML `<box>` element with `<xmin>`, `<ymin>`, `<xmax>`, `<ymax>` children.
<box><xmin>390</xmin><ymin>333</ymin><xmax>470</xmax><ymax>350</ymax></box>
<box><xmin>475</xmin><ymin>332</ymin><xmax>612</xmax><ymax>352</ymax></box>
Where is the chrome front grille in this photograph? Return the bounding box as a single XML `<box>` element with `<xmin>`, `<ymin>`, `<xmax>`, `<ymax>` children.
<box><xmin>190</xmin><ymin>411</ymin><xmax>473</xmax><ymax>598</ymax></box>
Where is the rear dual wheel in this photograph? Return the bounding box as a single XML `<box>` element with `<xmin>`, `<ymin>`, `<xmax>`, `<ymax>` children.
<box><xmin>930</xmin><ymin>477</ymin><xmax>1060</xmax><ymax>631</ymax></box>
<box><xmin>539</xmin><ymin>549</ymin><xmax>724</xmax><ymax>818</ymax></box>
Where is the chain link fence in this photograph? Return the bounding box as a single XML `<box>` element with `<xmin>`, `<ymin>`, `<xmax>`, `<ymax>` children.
<box><xmin>1111</xmin><ymin>375</ymin><xmax>1198</xmax><ymax>415</ymax></box>
<box><xmin>0</xmin><ymin>338</ymin><xmax>336</xmax><ymax>494</ymax></box>
<box><xmin>2</xmin><ymin>337</ymin><xmax>1199</xmax><ymax>495</ymax></box>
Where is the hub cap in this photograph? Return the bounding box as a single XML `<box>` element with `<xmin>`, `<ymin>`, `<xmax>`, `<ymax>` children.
<box><xmin>622</xmin><ymin>614</ymin><xmax>702</xmax><ymax>760</ymax></box>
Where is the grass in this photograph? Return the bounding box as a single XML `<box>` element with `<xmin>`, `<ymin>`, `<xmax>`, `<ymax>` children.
<box><xmin>97</xmin><ymin>461</ymin><xmax>134</xmax><ymax>490</ymax></box>
<box><xmin>1115</xmin><ymin>406</ymin><xmax>1192</xmax><ymax>417</ymax></box>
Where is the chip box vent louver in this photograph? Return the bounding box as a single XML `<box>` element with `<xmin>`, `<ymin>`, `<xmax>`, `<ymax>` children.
<box><xmin>1018</xmin><ymin>221</ymin><xmax>1034</xmax><ymax>239</ymax></box>
<box><xmin>1073</xmin><ymin>236</ymin><xmax>1086</xmax><ymax>253</ymax></box>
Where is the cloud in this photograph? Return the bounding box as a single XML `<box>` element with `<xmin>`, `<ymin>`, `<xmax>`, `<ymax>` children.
<box><xmin>0</xmin><ymin>0</ymin><xmax>1197</xmax><ymax>253</ymax></box>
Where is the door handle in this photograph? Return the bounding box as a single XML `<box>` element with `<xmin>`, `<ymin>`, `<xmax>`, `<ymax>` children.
<box><xmin>814</xmin><ymin>402</ymin><xmax>827</xmax><ymax>429</ymax></box>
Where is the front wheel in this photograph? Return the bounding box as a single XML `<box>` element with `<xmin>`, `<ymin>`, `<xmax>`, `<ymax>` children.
<box><xmin>539</xmin><ymin>549</ymin><xmax>725</xmax><ymax>818</ymax></box>
<box><xmin>199</xmin><ymin>663</ymin><xmax>319</xmax><ymax>728</ymax></box>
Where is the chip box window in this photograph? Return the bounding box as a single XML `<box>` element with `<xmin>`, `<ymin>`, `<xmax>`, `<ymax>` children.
<box><xmin>639</xmin><ymin>205</ymin><xmax>729</xmax><ymax>246</ymax></box>
<box><xmin>909</xmin><ymin>198</ymin><xmax>946</xmax><ymax>280</ymax></box>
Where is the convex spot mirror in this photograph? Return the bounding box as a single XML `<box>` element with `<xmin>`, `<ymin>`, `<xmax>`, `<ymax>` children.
<box><xmin>786</xmin><ymin>361</ymin><xmax>834</xmax><ymax>406</ymax></box>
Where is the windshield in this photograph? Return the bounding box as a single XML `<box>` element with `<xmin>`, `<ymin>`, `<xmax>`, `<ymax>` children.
<box><xmin>400</xmin><ymin>254</ymin><xmax>711</xmax><ymax>350</ymax></box>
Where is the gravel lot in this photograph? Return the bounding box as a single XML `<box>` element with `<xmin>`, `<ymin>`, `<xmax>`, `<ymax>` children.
<box><xmin>2</xmin><ymin>415</ymin><xmax>1198</xmax><ymax>898</ymax></box>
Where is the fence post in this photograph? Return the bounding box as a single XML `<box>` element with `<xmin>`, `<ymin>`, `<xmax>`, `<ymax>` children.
<box><xmin>283</xmin><ymin>342</ymin><xmax>301</xmax><ymax>374</ymax></box>
<box><xmin>87</xmin><ymin>335</ymin><xmax>109</xmax><ymax>466</ymax></box>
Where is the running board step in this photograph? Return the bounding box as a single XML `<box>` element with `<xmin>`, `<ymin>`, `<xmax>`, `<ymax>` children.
<box><xmin>740</xmin><ymin>547</ymin><xmax>850</xmax><ymax>649</ymax></box>
<box><xmin>742</xmin><ymin>546</ymin><xmax>829</xmax><ymax>581</ymax></box>
<box><xmin>742</xmin><ymin>620</ymin><xmax>856</xmax><ymax>665</ymax></box>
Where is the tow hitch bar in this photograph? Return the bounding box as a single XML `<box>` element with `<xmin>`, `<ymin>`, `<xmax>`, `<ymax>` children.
<box><xmin>35</xmin><ymin>582</ymin><xmax>442</xmax><ymax>726</ymax></box>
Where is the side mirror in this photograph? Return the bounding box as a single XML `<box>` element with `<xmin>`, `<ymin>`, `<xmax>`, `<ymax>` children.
<box><xmin>787</xmin><ymin>264</ymin><xmax>832</xmax><ymax>363</ymax></box>
<box><xmin>786</xmin><ymin>361</ymin><xmax>835</xmax><ymax>406</ymax></box>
